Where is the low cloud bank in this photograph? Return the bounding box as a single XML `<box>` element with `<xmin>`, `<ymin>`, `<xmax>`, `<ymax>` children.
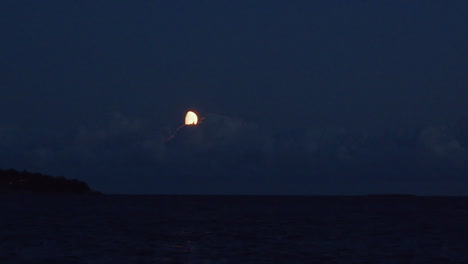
<box><xmin>2</xmin><ymin>113</ymin><xmax>467</xmax><ymax>194</ymax></box>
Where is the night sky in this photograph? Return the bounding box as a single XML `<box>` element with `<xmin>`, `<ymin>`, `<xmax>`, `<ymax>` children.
<box><xmin>1</xmin><ymin>1</ymin><xmax>467</xmax><ymax>195</ymax></box>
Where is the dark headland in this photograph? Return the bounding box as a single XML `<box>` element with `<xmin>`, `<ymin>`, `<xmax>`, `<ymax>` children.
<box><xmin>0</xmin><ymin>169</ymin><xmax>100</xmax><ymax>194</ymax></box>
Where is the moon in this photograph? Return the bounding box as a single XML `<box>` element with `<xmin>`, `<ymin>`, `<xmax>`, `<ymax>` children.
<box><xmin>185</xmin><ymin>111</ymin><xmax>198</xmax><ymax>125</ymax></box>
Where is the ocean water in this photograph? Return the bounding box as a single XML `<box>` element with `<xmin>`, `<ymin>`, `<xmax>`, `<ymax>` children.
<box><xmin>0</xmin><ymin>194</ymin><xmax>466</xmax><ymax>264</ymax></box>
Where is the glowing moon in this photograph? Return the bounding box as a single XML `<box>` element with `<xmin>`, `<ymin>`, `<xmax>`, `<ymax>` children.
<box><xmin>185</xmin><ymin>111</ymin><xmax>198</xmax><ymax>125</ymax></box>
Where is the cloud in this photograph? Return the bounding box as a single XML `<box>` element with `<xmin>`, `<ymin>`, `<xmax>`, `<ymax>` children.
<box><xmin>75</xmin><ymin>112</ymin><xmax>141</xmax><ymax>145</ymax></box>
<box><xmin>70</xmin><ymin>112</ymin><xmax>167</xmax><ymax>165</ymax></box>
<box><xmin>417</xmin><ymin>125</ymin><xmax>467</xmax><ymax>168</ymax></box>
<box><xmin>167</xmin><ymin>114</ymin><xmax>272</xmax><ymax>155</ymax></box>
<box><xmin>454</xmin><ymin>116</ymin><xmax>468</xmax><ymax>148</ymax></box>
<box><xmin>164</xmin><ymin>114</ymin><xmax>468</xmax><ymax>172</ymax></box>
<box><xmin>1</xmin><ymin>112</ymin><xmax>466</xmax><ymax>194</ymax></box>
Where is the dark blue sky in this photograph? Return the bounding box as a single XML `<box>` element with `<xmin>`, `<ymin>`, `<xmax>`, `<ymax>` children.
<box><xmin>1</xmin><ymin>1</ymin><xmax>467</xmax><ymax>195</ymax></box>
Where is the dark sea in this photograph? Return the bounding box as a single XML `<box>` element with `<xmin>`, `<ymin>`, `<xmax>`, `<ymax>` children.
<box><xmin>1</xmin><ymin>194</ymin><xmax>467</xmax><ymax>264</ymax></box>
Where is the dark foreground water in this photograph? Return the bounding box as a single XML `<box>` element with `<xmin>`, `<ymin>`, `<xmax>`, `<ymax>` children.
<box><xmin>0</xmin><ymin>194</ymin><xmax>466</xmax><ymax>264</ymax></box>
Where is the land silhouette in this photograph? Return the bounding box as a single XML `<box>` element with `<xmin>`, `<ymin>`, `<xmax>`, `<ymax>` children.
<box><xmin>0</xmin><ymin>169</ymin><xmax>98</xmax><ymax>194</ymax></box>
